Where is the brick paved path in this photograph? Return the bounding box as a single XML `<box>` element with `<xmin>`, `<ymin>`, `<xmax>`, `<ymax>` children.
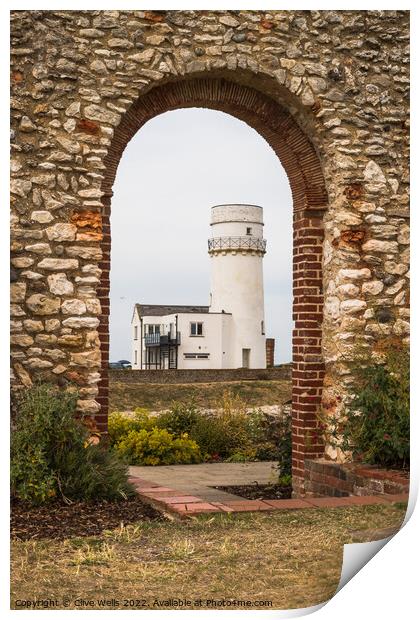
<box><xmin>129</xmin><ymin>463</ymin><xmax>408</xmax><ymax>518</ymax></box>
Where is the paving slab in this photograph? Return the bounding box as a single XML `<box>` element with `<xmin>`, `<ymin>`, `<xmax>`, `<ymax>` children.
<box><xmin>304</xmin><ymin>496</ymin><xmax>387</xmax><ymax>508</ymax></box>
<box><xmin>184</xmin><ymin>486</ymin><xmax>246</xmax><ymax>502</ymax></box>
<box><xmin>129</xmin><ymin>461</ymin><xmax>278</xmax><ymax>502</ymax></box>
<box><xmin>263</xmin><ymin>499</ymin><xmax>313</xmax><ymax>510</ymax></box>
<box><xmin>128</xmin><ymin>462</ymin><xmax>407</xmax><ymax>518</ymax></box>
<box><xmin>222</xmin><ymin>500</ymin><xmax>274</xmax><ymax>511</ymax></box>
<box><xmin>381</xmin><ymin>493</ymin><xmax>410</xmax><ymax>504</ymax></box>
<box><xmin>130</xmin><ymin>461</ymin><xmax>278</xmax><ymax>485</ymax></box>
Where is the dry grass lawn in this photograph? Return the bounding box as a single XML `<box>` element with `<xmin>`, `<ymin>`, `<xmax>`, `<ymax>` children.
<box><xmin>11</xmin><ymin>503</ymin><xmax>406</xmax><ymax>611</ymax></box>
<box><xmin>109</xmin><ymin>379</ymin><xmax>291</xmax><ymax>411</ymax></box>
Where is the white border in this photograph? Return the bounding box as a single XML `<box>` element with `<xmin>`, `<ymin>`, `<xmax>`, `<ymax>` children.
<box><xmin>2</xmin><ymin>2</ymin><xmax>417</xmax><ymax>619</ymax></box>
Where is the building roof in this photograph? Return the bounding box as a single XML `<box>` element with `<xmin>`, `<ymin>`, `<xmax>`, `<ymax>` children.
<box><xmin>134</xmin><ymin>304</ymin><xmax>210</xmax><ymax>318</ymax></box>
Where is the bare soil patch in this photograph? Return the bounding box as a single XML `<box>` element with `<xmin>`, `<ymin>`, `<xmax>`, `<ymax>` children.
<box><xmin>11</xmin><ymin>497</ymin><xmax>163</xmax><ymax>541</ymax></box>
<box><xmin>213</xmin><ymin>483</ymin><xmax>292</xmax><ymax>500</ymax></box>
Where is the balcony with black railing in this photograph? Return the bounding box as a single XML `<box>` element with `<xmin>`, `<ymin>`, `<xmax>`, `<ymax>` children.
<box><xmin>144</xmin><ymin>332</ymin><xmax>181</xmax><ymax>347</ymax></box>
<box><xmin>208</xmin><ymin>236</ymin><xmax>266</xmax><ymax>254</ymax></box>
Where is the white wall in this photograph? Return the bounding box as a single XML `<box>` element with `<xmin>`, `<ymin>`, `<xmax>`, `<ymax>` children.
<box><xmin>212</xmin><ymin>221</ymin><xmax>264</xmax><ymax>237</ymax></box>
<box><xmin>131</xmin><ymin>311</ymin><xmax>233</xmax><ymax>369</ymax></box>
<box><xmin>209</xmin><ymin>204</ymin><xmax>267</xmax><ymax>369</ymax></box>
<box><xmin>210</xmin><ymin>204</ymin><xmax>264</xmax><ymax>229</ymax></box>
<box><xmin>131</xmin><ymin>311</ymin><xmax>141</xmax><ymax>368</ymax></box>
<box><xmin>221</xmin><ymin>311</ymin><xmax>234</xmax><ymax>368</ymax></box>
<box><xmin>209</xmin><ymin>254</ymin><xmax>266</xmax><ymax>367</ymax></box>
<box><xmin>177</xmin><ymin>312</ymin><xmax>224</xmax><ymax>369</ymax></box>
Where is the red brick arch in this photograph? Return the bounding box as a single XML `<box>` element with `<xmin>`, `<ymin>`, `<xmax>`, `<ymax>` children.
<box><xmin>98</xmin><ymin>76</ymin><xmax>328</xmax><ymax>493</ymax></box>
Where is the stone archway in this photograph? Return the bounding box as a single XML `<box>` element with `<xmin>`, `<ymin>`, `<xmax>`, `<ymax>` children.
<box><xmin>97</xmin><ymin>76</ymin><xmax>328</xmax><ymax>492</ymax></box>
<box><xmin>11</xmin><ymin>10</ymin><xmax>409</xmax><ymax>496</ymax></box>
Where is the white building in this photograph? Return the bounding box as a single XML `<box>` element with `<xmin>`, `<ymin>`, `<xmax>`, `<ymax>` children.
<box><xmin>131</xmin><ymin>204</ymin><xmax>272</xmax><ymax>369</ymax></box>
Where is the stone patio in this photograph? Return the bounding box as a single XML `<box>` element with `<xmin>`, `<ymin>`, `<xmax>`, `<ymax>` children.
<box><xmin>129</xmin><ymin>461</ymin><xmax>279</xmax><ymax>503</ymax></box>
<box><xmin>128</xmin><ymin>462</ymin><xmax>409</xmax><ymax>518</ymax></box>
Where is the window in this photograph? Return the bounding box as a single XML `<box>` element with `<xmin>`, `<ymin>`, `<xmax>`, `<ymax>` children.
<box><xmin>146</xmin><ymin>324</ymin><xmax>160</xmax><ymax>334</ymax></box>
<box><xmin>190</xmin><ymin>322</ymin><xmax>203</xmax><ymax>336</ymax></box>
<box><xmin>261</xmin><ymin>320</ymin><xmax>265</xmax><ymax>335</ymax></box>
<box><xmin>134</xmin><ymin>326</ymin><xmax>138</xmax><ymax>340</ymax></box>
<box><xmin>134</xmin><ymin>350</ymin><xmax>138</xmax><ymax>364</ymax></box>
<box><xmin>184</xmin><ymin>353</ymin><xmax>209</xmax><ymax>359</ymax></box>
<box><xmin>246</xmin><ymin>227</ymin><xmax>252</xmax><ymax>235</ymax></box>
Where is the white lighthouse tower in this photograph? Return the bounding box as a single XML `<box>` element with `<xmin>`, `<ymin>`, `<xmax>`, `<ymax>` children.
<box><xmin>208</xmin><ymin>204</ymin><xmax>267</xmax><ymax>369</ymax></box>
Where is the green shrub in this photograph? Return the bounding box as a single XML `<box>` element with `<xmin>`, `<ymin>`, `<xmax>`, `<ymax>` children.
<box><xmin>11</xmin><ymin>384</ymin><xmax>134</xmax><ymax>505</ymax></box>
<box><xmin>225</xmin><ymin>447</ymin><xmax>258</xmax><ymax>463</ymax></box>
<box><xmin>189</xmin><ymin>392</ymin><xmax>268</xmax><ymax>461</ymax></box>
<box><xmin>278</xmin><ymin>473</ymin><xmax>292</xmax><ymax>487</ymax></box>
<box><xmin>52</xmin><ymin>442</ymin><xmax>134</xmax><ymax>501</ymax></box>
<box><xmin>277</xmin><ymin>412</ymin><xmax>292</xmax><ymax>481</ymax></box>
<box><xmin>254</xmin><ymin>440</ymin><xmax>280</xmax><ymax>461</ymax></box>
<box><xmin>11</xmin><ymin>444</ymin><xmax>57</xmax><ymax>504</ymax></box>
<box><xmin>244</xmin><ymin>408</ymin><xmax>267</xmax><ymax>445</ymax></box>
<box><xmin>157</xmin><ymin>400</ymin><xmax>200</xmax><ymax>435</ymax></box>
<box><xmin>108</xmin><ymin>412</ymin><xmax>137</xmax><ymax>445</ymax></box>
<box><xmin>109</xmin><ymin>392</ymin><xmax>280</xmax><ymax>465</ymax></box>
<box><xmin>108</xmin><ymin>408</ymin><xmax>156</xmax><ymax>445</ymax></box>
<box><xmin>244</xmin><ymin>409</ymin><xmax>280</xmax><ymax>460</ymax></box>
<box><xmin>341</xmin><ymin>345</ymin><xmax>409</xmax><ymax>469</ymax></box>
<box><xmin>189</xmin><ymin>394</ymin><xmax>246</xmax><ymax>460</ymax></box>
<box><xmin>114</xmin><ymin>428</ymin><xmax>202</xmax><ymax>466</ymax></box>
<box><xmin>132</xmin><ymin>407</ymin><xmax>160</xmax><ymax>431</ymax></box>
<box><xmin>189</xmin><ymin>414</ymin><xmax>232</xmax><ymax>460</ymax></box>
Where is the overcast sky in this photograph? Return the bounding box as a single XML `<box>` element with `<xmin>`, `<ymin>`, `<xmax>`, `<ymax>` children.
<box><xmin>110</xmin><ymin>108</ymin><xmax>293</xmax><ymax>364</ymax></box>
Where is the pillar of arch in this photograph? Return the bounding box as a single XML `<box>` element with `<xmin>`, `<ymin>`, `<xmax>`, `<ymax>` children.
<box><xmin>97</xmin><ymin>77</ymin><xmax>328</xmax><ymax>492</ymax></box>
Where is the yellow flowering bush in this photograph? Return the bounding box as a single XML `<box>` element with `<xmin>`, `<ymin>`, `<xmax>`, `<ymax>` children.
<box><xmin>114</xmin><ymin>427</ymin><xmax>202</xmax><ymax>466</ymax></box>
<box><xmin>108</xmin><ymin>408</ymin><xmax>159</xmax><ymax>445</ymax></box>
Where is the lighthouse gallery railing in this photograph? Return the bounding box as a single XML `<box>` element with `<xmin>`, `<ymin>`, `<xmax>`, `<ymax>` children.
<box><xmin>208</xmin><ymin>236</ymin><xmax>266</xmax><ymax>253</ymax></box>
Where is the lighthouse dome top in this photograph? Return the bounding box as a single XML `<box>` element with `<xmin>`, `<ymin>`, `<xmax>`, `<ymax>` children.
<box><xmin>210</xmin><ymin>204</ymin><xmax>264</xmax><ymax>226</ymax></box>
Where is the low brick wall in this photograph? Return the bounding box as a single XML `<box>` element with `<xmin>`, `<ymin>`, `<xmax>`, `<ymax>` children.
<box><xmin>266</xmin><ymin>338</ymin><xmax>275</xmax><ymax>367</ymax></box>
<box><xmin>304</xmin><ymin>459</ymin><xmax>409</xmax><ymax>498</ymax></box>
<box><xmin>109</xmin><ymin>365</ymin><xmax>291</xmax><ymax>385</ymax></box>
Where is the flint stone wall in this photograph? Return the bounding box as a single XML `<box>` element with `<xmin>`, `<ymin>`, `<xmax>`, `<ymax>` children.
<box><xmin>10</xmin><ymin>10</ymin><xmax>409</xmax><ymax>476</ymax></box>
